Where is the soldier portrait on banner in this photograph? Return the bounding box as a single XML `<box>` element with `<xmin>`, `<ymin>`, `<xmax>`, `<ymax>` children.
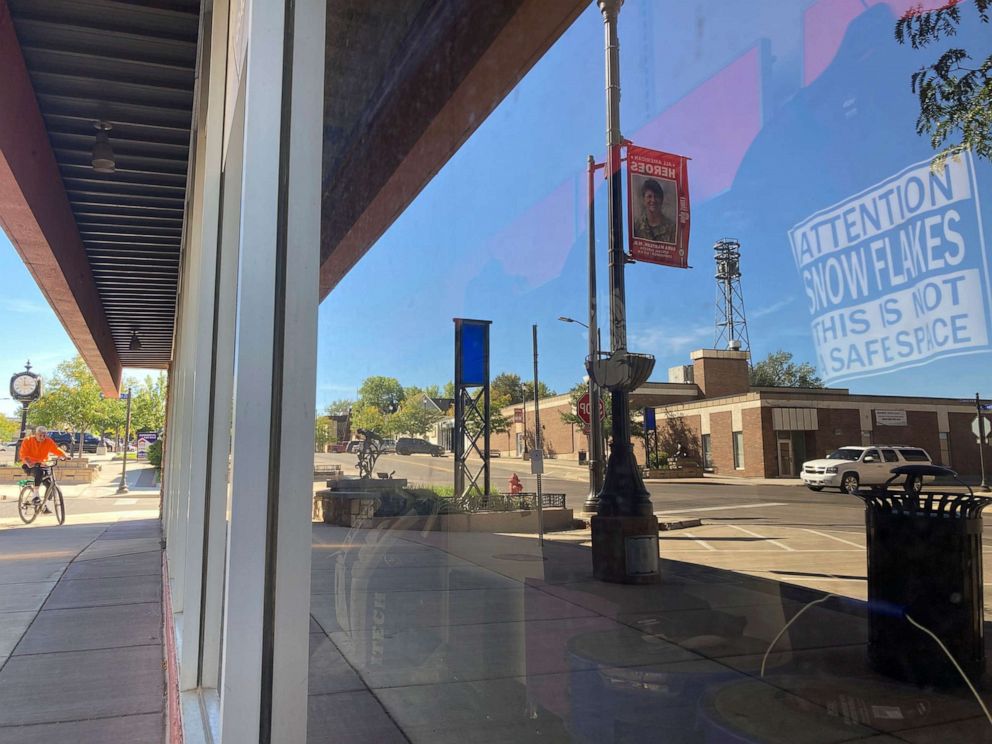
<box><xmin>626</xmin><ymin>145</ymin><xmax>691</xmax><ymax>268</ymax></box>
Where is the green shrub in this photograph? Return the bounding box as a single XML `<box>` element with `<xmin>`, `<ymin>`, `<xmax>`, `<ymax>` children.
<box><xmin>147</xmin><ymin>439</ymin><xmax>163</xmax><ymax>469</ymax></box>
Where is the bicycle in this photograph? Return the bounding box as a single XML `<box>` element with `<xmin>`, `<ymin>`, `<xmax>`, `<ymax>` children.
<box><xmin>17</xmin><ymin>459</ymin><xmax>66</xmax><ymax>526</ymax></box>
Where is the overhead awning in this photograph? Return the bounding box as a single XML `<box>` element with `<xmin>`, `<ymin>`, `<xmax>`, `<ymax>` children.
<box><xmin>0</xmin><ymin>0</ymin><xmax>590</xmax><ymax>393</ymax></box>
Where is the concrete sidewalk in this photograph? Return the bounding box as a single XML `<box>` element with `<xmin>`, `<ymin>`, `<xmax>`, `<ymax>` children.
<box><xmin>309</xmin><ymin>523</ymin><xmax>992</xmax><ymax>743</ymax></box>
<box><xmin>0</xmin><ymin>517</ymin><xmax>164</xmax><ymax>743</ymax></box>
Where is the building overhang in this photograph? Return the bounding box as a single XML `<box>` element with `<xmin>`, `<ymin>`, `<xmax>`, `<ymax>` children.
<box><xmin>0</xmin><ymin>0</ymin><xmax>590</xmax><ymax>393</ymax></box>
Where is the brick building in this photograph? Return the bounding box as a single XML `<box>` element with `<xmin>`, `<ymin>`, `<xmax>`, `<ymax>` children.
<box><xmin>489</xmin><ymin>348</ymin><xmax>989</xmax><ymax>479</ymax></box>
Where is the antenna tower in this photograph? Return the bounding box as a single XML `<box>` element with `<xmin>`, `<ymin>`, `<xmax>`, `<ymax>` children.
<box><xmin>714</xmin><ymin>238</ymin><xmax>750</xmax><ymax>354</ymax></box>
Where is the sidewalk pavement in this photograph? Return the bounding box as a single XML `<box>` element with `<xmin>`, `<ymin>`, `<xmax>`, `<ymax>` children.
<box><xmin>308</xmin><ymin>522</ymin><xmax>992</xmax><ymax>744</ymax></box>
<box><xmin>0</xmin><ymin>516</ymin><xmax>164</xmax><ymax>743</ymax></box>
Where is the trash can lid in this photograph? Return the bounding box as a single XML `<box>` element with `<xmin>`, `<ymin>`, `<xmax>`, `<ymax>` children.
<box><xmin>888</xmin><ymin>464</ymin><xmax>956</xmax><ymax>478</ymax></box>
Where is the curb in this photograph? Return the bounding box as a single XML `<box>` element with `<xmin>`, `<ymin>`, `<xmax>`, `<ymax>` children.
<box><xmin>658</xmin><ymin>518</ymin><xmax>702</xmax><ymax>531</ymax></box>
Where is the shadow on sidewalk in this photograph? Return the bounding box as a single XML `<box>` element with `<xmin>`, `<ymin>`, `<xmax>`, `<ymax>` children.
<box><xmin>308</xmin><ymin>520</ymin><xmax>992</xmax><ymax>744</ymax></box>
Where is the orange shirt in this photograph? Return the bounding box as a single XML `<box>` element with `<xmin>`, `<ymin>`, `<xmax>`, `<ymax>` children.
<box><xmin>20</xmin><ymin>436</ymin><xmax>66</xmax><ymax>465</ymax></box>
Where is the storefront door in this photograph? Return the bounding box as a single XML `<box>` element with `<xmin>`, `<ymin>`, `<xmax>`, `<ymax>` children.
<box><xmin>778</xmin><ymin>438</ymin><xmax>794</xmax><ymax>477</ymax></box>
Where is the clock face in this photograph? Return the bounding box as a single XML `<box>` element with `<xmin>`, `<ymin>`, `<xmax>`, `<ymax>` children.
<box><xmin>12</xmin><ymin>374</ymin><xmax>37</xmax><ymax>397</ymax></box>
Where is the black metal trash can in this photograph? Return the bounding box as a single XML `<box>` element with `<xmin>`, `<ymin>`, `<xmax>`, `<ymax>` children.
<box><xmin>852</xmin><ymin>465</ymin><xmax>992</xmax><ymax>686</ymax></box>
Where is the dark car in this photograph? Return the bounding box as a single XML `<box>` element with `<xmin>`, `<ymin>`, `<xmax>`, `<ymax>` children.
<box><xmin>395</xmin><ymin>437</ymin><xmax>443</xmax><ymax>456</ymax></box>
<box><xmin>47</xmin><ymin>431</ymin><xmax>101</xmax><ymax>454</ymax></box>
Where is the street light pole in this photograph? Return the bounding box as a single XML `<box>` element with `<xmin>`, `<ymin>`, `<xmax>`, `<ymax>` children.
<box><xmin>116</xmin><ymin>387</ymin><xmax>132</xmax><ymax>495</ymax></box>
<box><xmin>586</xmin><ymin>155</ymin><xmax>605</xmax><ymax>511</ymax></box>
<box><xmin>977</xmin><ymin>393</ymin><xmax>990</xmax><ymax>492</ymax></box>
<box><xmin>558</xmin><ymin>313</ymin><xmax>605</xmax><ymax>510</ymax></box>
<box><xmin>597</xmin><ymin>0</ymin><xmax>653</xmax><ymax>519</ymax></box>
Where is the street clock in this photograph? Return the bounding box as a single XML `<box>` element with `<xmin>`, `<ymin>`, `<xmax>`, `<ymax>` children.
<box><xmin>10</xmin><ymin>370</ymin><xmax>41</xmax><ymax>402</ymax></box>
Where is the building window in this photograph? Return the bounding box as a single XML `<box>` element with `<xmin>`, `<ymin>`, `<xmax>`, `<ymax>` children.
<box><xmin>701</xmin><ymin>434</ymin><xmax>712</xmax><ymax>468</ymax></box>
<box><xmin>733</xmin><ymin>431</ymin><xmax>744</xmax><ymax>469</ymax></box>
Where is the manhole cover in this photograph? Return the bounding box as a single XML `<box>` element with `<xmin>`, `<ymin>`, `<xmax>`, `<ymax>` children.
<box><xmin>492</xmin><ymin>553</ymin><xmax>548</xmax><ymax>562</ymax></box>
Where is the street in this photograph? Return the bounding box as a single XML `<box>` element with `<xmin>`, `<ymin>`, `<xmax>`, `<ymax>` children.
<box><xmin>315</xmin><ymin>451</ymin><xmax>866</xmax><ymax>531</ymax></box>
<box><xmin>315</xmin><ymin>451</ymin><xmax>992</xmax><ymax>605</ymax></box>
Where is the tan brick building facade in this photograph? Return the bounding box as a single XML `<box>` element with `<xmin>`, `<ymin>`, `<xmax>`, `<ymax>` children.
<box><xmin>473</xmin><ymin>348</ymin><xmax>987</xmax><ymax>480</ymax></box>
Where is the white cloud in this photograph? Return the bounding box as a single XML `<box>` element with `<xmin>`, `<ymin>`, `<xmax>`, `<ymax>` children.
<box><xmin>750</xmin><ymin>296</ymin><xmax>795</xmax><ymax>319</ymax></box>
<box><xmin>0</xmin><ymin>298</ymin><xmax>47</xmax><ymax>314</ymax></box>
<box><xmin>629</xmin><ymin>323</ymin><xmax>713</xmax><ymax>355</ymax></box>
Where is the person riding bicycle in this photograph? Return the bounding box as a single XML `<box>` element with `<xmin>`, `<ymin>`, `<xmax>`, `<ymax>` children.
<box><xmin>20</xmin><ymin>426</ymin><xmax>66</xmax><ymax>505</ymax></box>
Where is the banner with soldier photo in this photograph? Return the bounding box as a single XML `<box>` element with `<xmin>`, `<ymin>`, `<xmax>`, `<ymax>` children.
<box><xmin>626</xmin><ymin>145</ymin><xmax>690</xmax><ymax>268</ymax></box>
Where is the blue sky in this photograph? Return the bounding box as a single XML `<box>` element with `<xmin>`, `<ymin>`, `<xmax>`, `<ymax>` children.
<box><xmin>316</xmin><ymin>0</ymin><xmax>992</xmax><ymax>406</ymax></box>
<box><xmin>2</xmin><ymin>1</ymin><xmax>991</xmax><ymax>414</ymax></box>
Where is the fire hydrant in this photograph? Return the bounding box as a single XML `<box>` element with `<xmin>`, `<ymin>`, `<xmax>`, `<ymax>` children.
<box><xmin>508</xmin><ymin>473</ymin><xmax>523</xmax><ymax>495</ymax></box>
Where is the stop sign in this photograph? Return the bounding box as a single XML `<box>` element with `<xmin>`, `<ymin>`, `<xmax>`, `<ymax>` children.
<box><xmin>577</xmin><ymin>392</ymin><xmax>605</xmax><ymax>424</ymax></box>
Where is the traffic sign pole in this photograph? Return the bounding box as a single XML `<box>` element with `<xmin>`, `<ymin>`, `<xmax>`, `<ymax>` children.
<box><xmin>977</xmin><ymin>393</ymin><xmax>990</xmax><ymax>492</ymax></box>
<box><xmin>116</xmin><ymin>388</ymin><xmax>132</xmax><ymax>495</ymax></box>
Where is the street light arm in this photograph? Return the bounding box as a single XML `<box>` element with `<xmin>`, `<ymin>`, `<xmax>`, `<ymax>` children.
<box><xmin>558</xmin><ymin>315</ymin><xmax>589</xmax><ymax>329</ymax></box>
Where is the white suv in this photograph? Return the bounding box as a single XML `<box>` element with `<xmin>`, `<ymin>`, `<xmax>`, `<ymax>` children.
<box><xmin>801</xmin><ymin>445</ymin><xmax>933</xmax><ymax>494</ymax></box>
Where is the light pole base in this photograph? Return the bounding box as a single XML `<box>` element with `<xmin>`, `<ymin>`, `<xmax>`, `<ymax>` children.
<box><xmin>591</xmin><ymin>515</ymin><xmax>660</xmax><ymax>584</ymax></box>
<box><xmin>582</xmin><ymin>489</ymin><xmax>599</xmax><ymax>515</ymax></box>
<box><xmin>980</xmin><ymin>483</ymin><xmax>991</xmax><ymax>493</ymax></box>
<box><xmin>115</xmin><ymin>484</ymin><xmax>129</xmax><ymax>495</ymax></box>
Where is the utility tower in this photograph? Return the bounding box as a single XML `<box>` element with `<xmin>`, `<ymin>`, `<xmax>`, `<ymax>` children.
<box><xmin>713</xmin><ymin>238</ymin><xmax>751</xmax><ymax>353</ymax></box>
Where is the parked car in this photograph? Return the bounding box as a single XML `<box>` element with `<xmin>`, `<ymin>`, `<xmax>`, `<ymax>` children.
<box><xmin>801</xmin><ymin>445</ymin><xmax>934</xmax><ymax>494</ymax></box>
<box><xmin>345</xmin><ymin>440</ymin><xmax>363</xmax><ymax>453</ymax></box>
<box><xmin>395</xmin><ymin>437</ymin><xmax>443</xmax><ymax>456</ymax></box>
<box><xmin>381</xmin><ymin>439</ymin><xmax>397</xmax><ymax>453</ymax></box>
<box><xmin>329</xmin><ymin>441</ymin><xmax>348</xmax><ymax>453</ymax></box>
<box><xmin>46</xmin><ymin>431</ymin><xmax>102</xmax><ymax>454</ymax></box>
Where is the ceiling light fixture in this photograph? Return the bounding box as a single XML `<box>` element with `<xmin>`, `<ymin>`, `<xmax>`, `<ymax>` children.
<box><xmin>92</xmin><ymin>121</ymin><xmax>115</xmax><ymax>173</ymax></box>
<box><xmin>129</xmin><ymin>329</ymin><xmax>142</xmax><ymax>352</ymax></box>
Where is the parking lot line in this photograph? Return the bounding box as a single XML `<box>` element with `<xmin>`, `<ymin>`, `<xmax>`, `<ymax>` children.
<box><xmin>729</xmin><ymin>524</ymin><xmax>795</xmax><ymax>551</ymax></box>
<box><xmin>802</xmin><ymin>528</ymin><xmax>864</xmax><ymax>548</ymax></box>
<box><xmin>656</xmin><ymin>502</ymin><xmax>787</xmax><ymax>515</ymax></box>
<box><xmin>682</xmin><ymin>532</ymin><xmax>716</xmax><ymax>551</ymax></box>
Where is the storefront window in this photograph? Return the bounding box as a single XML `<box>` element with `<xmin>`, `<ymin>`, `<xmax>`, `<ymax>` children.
<box><xmin>310</xmin><ymin>2</ymin><xmax>992</xmax><ymax>742</ymax></box>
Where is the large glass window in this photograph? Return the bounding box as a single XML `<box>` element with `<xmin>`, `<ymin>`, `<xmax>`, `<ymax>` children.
<box><xmin>307</xmin><ymin>2</ymin><xmax>992</xmax><ymax>743</ymax></box>
<box><xmin>732</xmin><ymin>431</ymin><xmax>744</xmax><ymax>469</ymax></box>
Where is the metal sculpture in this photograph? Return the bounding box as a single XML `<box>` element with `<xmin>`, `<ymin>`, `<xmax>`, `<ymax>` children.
<box><xmin>354</xmin><ymin>428</ymin><xmax>384</xmax><ymax>480</ymax></box>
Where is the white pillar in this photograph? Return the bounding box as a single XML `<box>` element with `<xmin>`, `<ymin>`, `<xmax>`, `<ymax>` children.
<box><xmin>178</xmin><ymin>0</ymin><xmax>229</xmax><ymax>690</ymax></box>
<box><xmin>218</xmin><ymin>0</ymin><xmax>323</xmax><ymax>741</ymax></box>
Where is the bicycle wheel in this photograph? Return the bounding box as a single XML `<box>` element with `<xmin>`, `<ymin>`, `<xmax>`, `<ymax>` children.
<box><xmin>17</xmin><ymin>485</ymin><xmax>39</xmax><ymax>525</ymax></box>
<box><xmin>50</xmin><ymin>485</ymin><xmax>65</xmax><ymax>525</ymax></box>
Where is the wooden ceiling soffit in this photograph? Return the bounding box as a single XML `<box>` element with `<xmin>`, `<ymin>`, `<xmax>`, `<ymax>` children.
<box><xmin>319</xmin><ymin>0</ymin><xmax>590</xmax><ymax>298</ymax></box>
<box><xmin>0</xmin><ymin>4</ymin><xmax>121</xmax><ymax>393</ymax></box>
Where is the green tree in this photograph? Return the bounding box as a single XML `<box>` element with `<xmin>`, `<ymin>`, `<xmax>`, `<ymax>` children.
<box><xmin>324</xmin><ymin>399</ymin><xmax>354</xmax><ymax>416</ymax></box>
<box><xmin>350</xmin><ymin>402</ymin><xmax>388</xmax><ymax>436</ymax></box>
<box><xmin>392</xmin><ymin>394</ymin><xmax>444</xmax><ymax>437</ymax></box>
<box><xmin>314</xmin><ymin>416</ymin><xmax>334</xmax><ymax>451</ymax></box>
<box><xmin>0</xmin><ymin>416</ymin><xmax>19</xmax><ymax>442</ymax></box>
<box><xmin>521</xmin><ymin>380</ymin><xmax>556</xmax><ymax>401</ymax></box>
<box><xmin>442</xmin><ymin>381</ymin><xmax>455</xmax><ymax>399</ymax></box>
<box><xmin>357</xmin><ymin>376</ymin><xmax>404</xmax><ymax>414</ymax></box>
<box><xmin>749</xmin><ymin>350</ymin><xmax>824</xmax><ymax>388</ymax></box>
<box><xmin>129</xmin><ymin>374</ymin><xmax>168</xmax><ymax>433</ymax></box>
<box><xmin>896</xmin><ymin>1</ymin><xmax>992</xmax><ymax>168</ymax></box>
<box><xmin>492</xmin><ymin>373</ymin><xmax>526</xmax><ymax>405</ymax></box>
<box><xmin>27</xmin><ymin>356</ymin><xmax>103</xmax><ymax>456</ymax></box>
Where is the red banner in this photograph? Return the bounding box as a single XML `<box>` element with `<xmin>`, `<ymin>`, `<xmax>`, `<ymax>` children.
<box><xmin>626</xmin><ymin>145</ymin><xmax>690</xmax><ymax>268</ymax></box>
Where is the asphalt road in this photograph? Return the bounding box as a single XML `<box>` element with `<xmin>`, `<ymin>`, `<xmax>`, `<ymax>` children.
<box><xmin>315</xmin><ymin>452</ymin><xmax>868</xmax><ymax>534</ymax></box>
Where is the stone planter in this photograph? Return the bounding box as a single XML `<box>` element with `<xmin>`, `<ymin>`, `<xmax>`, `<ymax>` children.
<box><xmin>316</xmin><ymin>489</ymin><xmax>574</xmax><ymax>533</ymax></box>
<box><xmin>643</xmin><ymin>466</ymin><xmax>704</xmax><ymax>479</ymax></box>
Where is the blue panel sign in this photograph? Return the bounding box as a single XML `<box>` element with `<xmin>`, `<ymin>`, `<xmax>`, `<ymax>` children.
<box><xmin>459</xmin><ymin>321</ymin><xmax>488</xmax><ymax>386</ymax></box>
<box><xmin>789</xmin><ymin>153</ymin><xmax>991</xmax><ymax>383</ymax></box>
<box><xmin>643</xmin><ymin>407</ymin><xmax>656</xmax><ymax>432</ymax></box>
